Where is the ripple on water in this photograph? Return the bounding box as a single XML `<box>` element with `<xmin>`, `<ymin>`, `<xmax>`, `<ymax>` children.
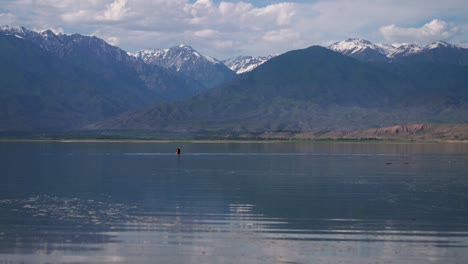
<box><xmin>0</xmin><ymin>193</ymin><xmax>468</xmax><ymax>263</ymax></box>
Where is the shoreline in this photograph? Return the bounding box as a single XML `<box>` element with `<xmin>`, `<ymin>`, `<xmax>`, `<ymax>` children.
<box><xmin>0</xmin><ymin>138</ymin><xmax>466</xmax><ymax>144</ymax></box>
<box><xmin>1</xmin><ymin>124</ymin><xmax>466</xmax><ymax>144</ymax></box>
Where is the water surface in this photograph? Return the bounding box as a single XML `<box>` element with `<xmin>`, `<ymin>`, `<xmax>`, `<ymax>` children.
<box><xmin>0</xmin><ymin>141</ymin><xmax>467</xmax><ymax>263</ymax></box>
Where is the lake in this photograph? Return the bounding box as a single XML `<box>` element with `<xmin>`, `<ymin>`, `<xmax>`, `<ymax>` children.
<box><xmin>0</xmin><ymin>141</ymin><xmax>467</xmax><ymax>263</ymax></box>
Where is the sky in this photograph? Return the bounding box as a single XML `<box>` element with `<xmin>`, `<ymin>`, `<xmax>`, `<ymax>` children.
<box><xmin>1</xmin><ymin>0</ymin><xmax>468</xmax><ymax>59</ymax></box>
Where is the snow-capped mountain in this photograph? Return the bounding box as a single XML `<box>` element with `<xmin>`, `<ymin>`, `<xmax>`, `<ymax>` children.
<box><xmin>388</xmin><ymin>43</ymin><xmax>423</xmax><ymax>58</ymax></box>
<box><xmin>130</xmin><ymin>45</ymin><xmax>235</xmax><ymax>89</ymax></box>
<box><xmin>222</xmin><ymin>55</ymin><xmax>276</xmax><ymax>74</ymax></box>
<box><xmin>329</xmin><ymin>38</ymin><xmax>391</xmax><ymax>56</ymax></box>
<box><xmin>0</xmin><ymin>25</ymin><xmax>207</xmax><ymax>130</ymax></box>
<box><xmin>1</xmin><ymin>25</ymin><xmax>131</xmax><ymax>63</ymax></box>
<box><xmin>328</xmin><ymin>38</ymin><xmax>468</xmax><ymax>64</ymax></box>
<box><xmin>395</xmin><ymin>41</ymin><xmax>468</xmax><ymax>65</ymax></box>
<box><xmin>328</xmin><ymin>38</ymin><xmax>392</xmax><ymax>62</ymax></box>
<box><xmin>0</xmin><ymin>26</ymin><xmax>204</xmax><ymax>99</ymax></box>
<box><xmin>385</xmin><ymin>41</ymin><xmax>458</xmax><ymax>58</ymax></box>
<box><xmin>131</xmin><ymin>45</ymin><xmax>222</xmax><ymax>70</ymax></box>
<box><xmin>425</xmin><ymin>41</ymin><xmax>458</xmax><ymax>50</ymax></box>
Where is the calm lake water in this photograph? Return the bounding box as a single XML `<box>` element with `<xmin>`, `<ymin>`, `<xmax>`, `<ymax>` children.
<box><xmin>0</xmin><ymin>141</ymin><xmax>467</xmax><ymax>264</ymax></box>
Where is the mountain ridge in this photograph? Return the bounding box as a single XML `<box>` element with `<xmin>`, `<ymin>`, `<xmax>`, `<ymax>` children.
<box><xmin>0</xmin><ymin>26</ymin><xmax>203</xmax><ymax>130</ymax></box>
<box><xmin>328</xmin><ymin>38</ymin><xmax>468</xmax><ymax>64</ymax></box>
<box><xmin>92</xmin><ymin>45</ymin><xmax>468</xmax><ymax>132</ymax></box>
<box><xmin>130</xmin><ymin>44</ymin><xmax>235</xmax><ymax>89</ymax></box>
<box><xmin>1</xmin><ymin>26</ymin><xmax>467</xmax><ymax>134</ymax></box>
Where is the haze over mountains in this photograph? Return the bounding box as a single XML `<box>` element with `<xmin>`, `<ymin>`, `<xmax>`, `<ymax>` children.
<box><xmin>1</xmin><ymin>26</ymin><xmax>467</xmax><ymax>136</ymax></box>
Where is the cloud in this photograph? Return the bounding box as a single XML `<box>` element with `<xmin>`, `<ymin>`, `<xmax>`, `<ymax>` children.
<box><xmin>193</xmin><ymin>29</ymin><xmax>218</xmax><ymax>38</ymax></box>
<box><xmin>212</xmin><ymin>40</ymin><xmax>235</xmax><ymax>49</ymax></box>
<box><xmin>61</xmin><ymin>0</ymin><xmax>130</xmax><ymax>23</ymax></box>
<box><xmin>100</xmin><ymin>0</ymin><xmax>129</xmax><ymax>21</ymax></box>
<box><xmin>105</xmin><ymin>36</ymin><xmax>120</xmax><ymax>46</ymax></box>
<box><xmin>0</xmin><ymin>12</ymin><xmax>17</xmax><ymax>25</ymax></box>
<box><xmin>1</xmin><ymin>0</ymin><xmax>468</xmax><ymax>58</ymax></box>
<box><xmin>262</xmin><ymin>29</ymin><xmax>301</xmax><ymax>44</ymax></box>
<box><xmin>61</xmin><ymin>10</ymin><xmax>93</xmax><ymax>24</ymax></box>
<box><xmin>380</xmin><ymin>19</ymin><xmax>460</xmax><ymax>43</ymax></box>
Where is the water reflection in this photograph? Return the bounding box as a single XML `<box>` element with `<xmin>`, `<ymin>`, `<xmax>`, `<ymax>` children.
<box><xmin>0</xmin><ymin>141</ymin><xmax>467</xmax><ymax>263</ymax></box>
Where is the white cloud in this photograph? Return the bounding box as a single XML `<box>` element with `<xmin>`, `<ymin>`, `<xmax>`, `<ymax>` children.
<box><xmin>61</xmin><ymin>10</ymin><xmax>93</xmax><ymax>24</ymax></box>
<box><xmin>1</xmin><ymin>0</ymin><xmax>468</xmax><ymax>58</ymax></box>
<box><xmin>105</xmin><ymin>36</ymin><xmax>120</xmax><ymax>46</ymax></box>
<box><xmin>262</xmin><ymin>29</ymin><xmax>300</xmax><ymax>44</ymax></box>
<box><xmin>100</xmin><ymin>0</ymin><xmax>129</xmax><ymax>21</ymax></box>
<box><xmin>0</xmin><ymin>12</ymin><xmax>17</xmax><ymax>25</ymax></box>
<box><xmin>193</xmin><ymin>29</ymin><xmax>218</xmax><ymax>38</ymax></box>
<box><xmin>380</xmin><ymin>19</ymin><xmax>460</xmax><ymax>43</ymax></box>
<box><xmin>212</xmin><ymin>40</ymin><xmax>235</xmax><ymax>49</ymax></box>
<box><xmin>60</xmin><ymin>0</ymin><xmax>130</xmax><ymax>23</ymax></box>
<box><xmin>252</xmin><ymin>3</ymin><xmax>296</xmax><ymax>26</ymax></box>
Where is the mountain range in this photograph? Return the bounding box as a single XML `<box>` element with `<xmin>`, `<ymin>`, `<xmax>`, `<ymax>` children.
<box><xmin>0</xmin><ymin>26</ymin><xmax>213</xmax><ymax>130</ymax></box>
<box><xmin>1</xmin><ymin>26</ymin><xmax>467</xmax><ymax>137</ymax></box>
<box><xmin>93</xmin><ymin>45</ymin><xmax>468</xmax><ymax>133</ymax></box>
<box><xmin>328</xmin><ymin>38</ymin><xmax>468</xmax><ymax>64</ymax></box>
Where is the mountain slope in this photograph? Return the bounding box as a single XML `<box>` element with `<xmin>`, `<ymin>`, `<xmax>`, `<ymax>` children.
<box><xmin>93</xmin><ymin>46</ymin><xmax>468</xmax><ymax>132</ymax></box>
<box><xmin>1</xmin><ymin>26</ymin><xmax>203</xmax><ymax>100</ymax></box>
<box><xmin>223</xmin><ymin>55</ymin><xmax>276</xmax><ymax>74</ymax></box>
<box><xmin>131</xmin><ymin>45</ymin><xmax>235</xmax><ymax>89</ymax></box>
<box><xmin>0</xmin><ymin>27</ymin><xmax>202</xmax><ymax>131</ymax></box>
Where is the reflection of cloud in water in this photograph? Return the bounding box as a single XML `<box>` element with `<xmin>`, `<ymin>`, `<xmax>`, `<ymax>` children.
<box><xmin>2</xmin><ymin>195</ymin><xmax>468</xmax><ymax>263</ymax></box>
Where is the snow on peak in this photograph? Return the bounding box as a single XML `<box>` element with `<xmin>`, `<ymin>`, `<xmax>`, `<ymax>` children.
<box><xmin>328</xmin><ymin>38</ymin><xmax>391</xmax><ymax>56</ymax></box>
<box><xmin>1</xmin><ymin>25</ymin><xmax>53</xmax><ymax>42</ymax></box>
<box><xmin>223</xmin><ymin>54</ymin><xmax>277</xmax><ymax>74</ymax></box>
<box><xmin>425</xmin><ymin>41</ymin><xmax>457</xmax><ymax>50</ymax></box>
<box><xmin>170</xmin><ymin>44</ymin><xmax>222</xmax><ymax>64</ymax></box>
<box><xmin>328</xmin><ymin>38</ymin><xmax>468</xmax><ymax>61</ymax></box>
<box><xmin>328</xmin><ymin>38</ymin><xmax>465</xmax><ymax>59</ymax></box>
<box><xmin>388</xmin><ymin>43</ymin><xmax>423</xmax><ymax>58</ymax></box>
<box><xmin>204</xmin><ymin>55</ymin><xmax>219</xmax><ymax>64</ymax></box>
<box><xmin>132</xmin><ymin>44</ymin><xmax>223</xmax><ymax>70</ymax></box>
<box><xmin>346</xmin><ymin>38</ymin><xmax>373</xmax><ymax>45</ymax></box>
<box><xmin>130</xmin><ymin>49</ymin><xmax>168</xmax><ymax>63</ymax></box>
<box><xmin>39</xmin><ymin>29</ymin><xmax>59</xmax><ymax>40</ymax></box>
<box><xmin>0</xmin><ymin>25</ymin><xmax>26</xmax><ymax>34</ymax></box>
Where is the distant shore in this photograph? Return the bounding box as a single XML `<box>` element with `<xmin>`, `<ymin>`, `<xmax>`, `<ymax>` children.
<box><xmin>0</xmin><ymin>137</ymin><xmax>466</xmax><ymax>144</ymax></box>
<box><xmin>0</xmin><ymin>124</ymin><xmax>467</xmax><ymax>143</ymax></box>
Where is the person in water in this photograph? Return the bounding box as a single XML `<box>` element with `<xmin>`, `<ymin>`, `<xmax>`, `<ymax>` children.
<box><xmin>176</xmin><ymin>148</ymin><xmax>181</xmax><ymax>155</ymax></box>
